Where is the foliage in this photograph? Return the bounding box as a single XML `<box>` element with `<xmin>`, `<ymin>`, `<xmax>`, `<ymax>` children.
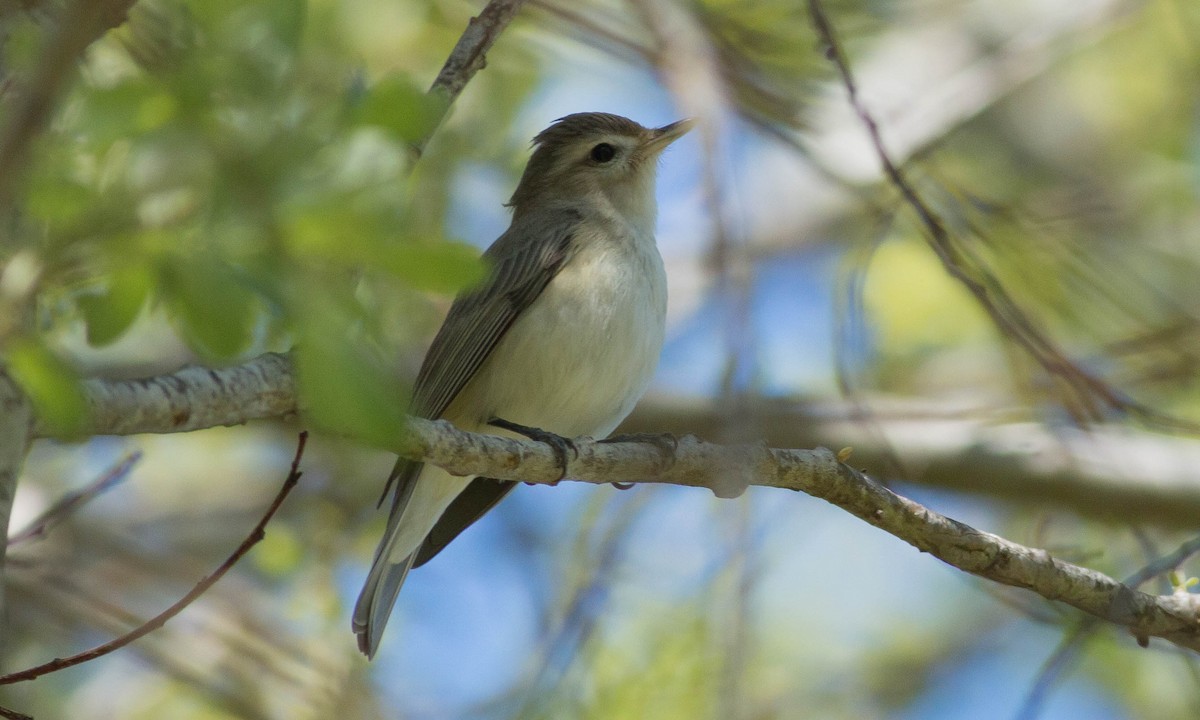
<box><xmin>5</xmin><ymin>0</ymin><xmax>1200</xmax><ymax>719</ymax></box>
<box><xmin>0</xmin><ymin>0</ymin><xmax>521</xmax><ymax>442</ymax></box>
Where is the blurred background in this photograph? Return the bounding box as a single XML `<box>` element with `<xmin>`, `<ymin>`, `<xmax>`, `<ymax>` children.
<box><xmin>3</xmin><ymin>0</ymin><xmax>1200</xmax><ymax>718</ymax></box>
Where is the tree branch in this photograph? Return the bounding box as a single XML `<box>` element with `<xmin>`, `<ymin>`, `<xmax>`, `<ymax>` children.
<box><xmin>53</xmin><ymin>352</ymin><xmax>297</xmax><ymax>437</ymax></box>
<box><xmin>0</xmin><ymin>373</ymin><xmax>33</xmax><ymax>645</ymax></box>
<box><xmin>429</xmin><ymin>0</ymin><xmax>528</xmax><ymax>101</ymax></box>
<box><xmin>805</xmin><ymin>0</ymin><xmax>1198</xmax><ymax>433</ymax></box>
<box><xmin>390</xmin><ymin>417</ymin><xmax>1200</xmax><ymax>653</ymax></box>
<box><xmin>0</xmin><ymin>432</ymin><xmax>305</xmax><ymax>687</ymax></box>
<box><xmin>415</xmin><ymin>0</ymin><xmax>528</xmax><ymax>154</ymax></box>
<box><xmin>45</xmin><ymin>356</ymin><xmax>1200</xmax><ymax>528</ymax></box>
<box><xmin>17</xmin><ymin>356</ymin><xmax>1200</xmax><ymax>653</ymax></box>
<box><xmin>627</xmin><ymin>397</ymin><xmax>1200</xmax><ymax>529</ymax></box>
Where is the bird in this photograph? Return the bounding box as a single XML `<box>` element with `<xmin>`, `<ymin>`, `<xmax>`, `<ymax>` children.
<box><xmin>353</xmin><ymin>112</ymin><xmax>692</xmax><ymax>657</ymax></box>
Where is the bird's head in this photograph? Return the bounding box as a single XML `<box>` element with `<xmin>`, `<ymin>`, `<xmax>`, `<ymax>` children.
<box><xmin>507</xmin><ymin>112</ymin><xmax>692</xmax><ymax>230</ymax></box>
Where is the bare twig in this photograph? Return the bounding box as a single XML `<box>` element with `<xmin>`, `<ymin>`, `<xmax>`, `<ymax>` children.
<box><xmin>0</xmin><ymin>704</ymin><xmax>33</xmax><ymax>720</ymax></box>
<box><xmin>804</xmin><ymin>0</ymin><xmax>1199</xmax><ymax>434</ymax></box>
<box><xmin>7</xmin><ymin>451</ymin><xmax>140</xmax><ymax>545</ymax></box>
<box><xmin>429</xmin><ymin>0</ymin><xmax>528</xmax><ymax>100</ymax></box>
<box><xmin>1015</xmin><ymin>532</ymin><xmax>1200</xmax><ymax>719</ymax></box>
<box><xmin>0</xmin><ymin>432</ymin><xmax>306</xmax><ymax>686</ymax></box>
<box><xmin>415</xmin><ymin>0</ymin><xmax>528</xmax><ymax>154</ymax></box>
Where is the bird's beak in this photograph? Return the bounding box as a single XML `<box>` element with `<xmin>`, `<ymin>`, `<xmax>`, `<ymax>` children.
<box><xmin>643</xmin><ymin>118</ymin><xmax>694</xmax><ymax>154</ymax></box>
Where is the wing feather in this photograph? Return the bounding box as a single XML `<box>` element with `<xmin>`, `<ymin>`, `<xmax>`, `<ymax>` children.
<box><xmin>381</xmin><ymin>207</ymin><xmax>581</xmax><ymax>501</ymax></box>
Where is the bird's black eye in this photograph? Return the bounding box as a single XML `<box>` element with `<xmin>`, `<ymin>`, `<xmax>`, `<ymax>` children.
<box><xmin>590</xmin><ymin>142</ymin><xmax>616</xmax><ymax>163</ymax></box>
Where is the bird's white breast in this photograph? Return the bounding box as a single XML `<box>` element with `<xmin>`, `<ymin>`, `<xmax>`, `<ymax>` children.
<box><xmin>450</xmin><ymin>220</ymin><xmax>667</xmax><ymax>439</ymax></box>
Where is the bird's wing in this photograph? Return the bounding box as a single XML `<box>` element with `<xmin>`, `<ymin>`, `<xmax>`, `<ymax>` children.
<box><xmin>354</xmin><ymin>208</ymin><xmax>581</xmax><ymax>657</ymax></box>
<box><xmin>410</xmin><ymin>207</ymin><xmax>582</xmax><ymax>421</ymax></box>
<box><xmin>413</xmin><ymin>477</ymin><xmax>516</xmax><ymax>567</ymax></box>
<box><xmin>380</xmin><ymin>206</ymin><xmax>583</xmax><ymax>504</ymax></box>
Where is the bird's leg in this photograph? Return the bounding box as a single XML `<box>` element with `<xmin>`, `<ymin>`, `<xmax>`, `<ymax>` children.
<box><xmin>488</xmin><ymin>417</ymin><xmax>576</xmax><ymax>484</ymax></box>
<box><xmin>598</xmin><ymin>432</ymin><xmax>678</xmax><ymax>489</ymax></box>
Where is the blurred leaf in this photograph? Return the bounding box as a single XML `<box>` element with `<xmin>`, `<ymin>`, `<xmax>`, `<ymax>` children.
<box><xmin>77</xmin><ymin>264</ymin><xmax>154</xmax><ymax>346</ymax></box>
<box><xmin>25</xmin><ymin>175</ymin><xmax>93</xmax><ymax>229</ymax></box>
<box><xmin>161</xmin><ymin>253</ymin><xmax>259</xmax><ymax>358</ymax></box>
<box><xmin>864</xmin><ymin>236</ymin><xmax>990</xmax><ymax>352</ymax></box>
<box><xmin>254</xmin><ymin>521</ymin><xmax>304</xmax><ymax>577</ymax></box>
<box><xmin>7</xmin><ymin>338</ymin><xmax>88</xmax><ymax>436</ymax></box>
<box><xmin>0</xmin><ymin>13</ymin><xmax>43</xmax><ymax>78</ymax></box>
<box><xmin>353</xmin><ymin>74</ymin><xmax>448</xmax><ymax>145</ymax></box>
<box><xmin>285</xmin><ymin>202</ymin><xmax>484</xmax><ymax>293</ymax></box>
<box><xmin>292</xmin><ymin>312</ymin><xmax>407</xmax><ymax>449</ymax></box>
<box><xmin>76</xmin><ymin>79</ymin><xmax>180</xmax><ymax>152</ymax></box>
<box><xmin>387</xmin><ymin>240</ymin><xmax>484</xmax><ymax>293</ymax></box>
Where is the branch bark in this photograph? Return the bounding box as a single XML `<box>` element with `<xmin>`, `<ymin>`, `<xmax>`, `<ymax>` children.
<box><xmin>416</xmin><ymin>0</ymin><xmax>528</xmax><ymax>154</ymax></box>
<box><xmin>31</xmin><ymin>353</ymin><xmax>1200</xmax><ymax>652</ymax></box>
<box><xmin>626</xmin><ymin>397</ymin><xmax>1200</xmax><ymax>530</ymax></box>
<box><xmin>429</xmin><ymin>0</ymin><xmax>528</xmax><ymax>101</ymax></box>
<box><xmin>0</xmin><ymin>373</ymin><xmax>33</xmax><ymax>644</ymax></box>
<box><xmin>60</xmin><ymin>352</ymin><xmax>296</xmax><ymax>437</ymax></box>
<box><xmin>47</xmin><ymin>356</ymin><xmax>1200</xmax><ymax>529</ymax></box>
<box><xmin>395</xmin><ymin>417</ymin><xmax>1200</xmax><ymax>653</ymax></box>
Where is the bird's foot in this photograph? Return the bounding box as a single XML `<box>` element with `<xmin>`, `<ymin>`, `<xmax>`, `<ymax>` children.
<box><xmin>488</xmin><ymin>417</ymin><xmax>576</xmax><ymax>484</ymax></box>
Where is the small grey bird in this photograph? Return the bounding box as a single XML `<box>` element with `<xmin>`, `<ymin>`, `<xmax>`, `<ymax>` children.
<box><xmin>353</xmin><ymin>112</ymin><xmax>691</xmax><ymax>657</ymax></box>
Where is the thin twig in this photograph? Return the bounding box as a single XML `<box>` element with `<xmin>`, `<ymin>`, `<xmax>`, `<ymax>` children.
<box><xmin>7</xmin><ymin>451</ymin><xmax>141</xmax><ymax>545</ymax></box>
<box><xmin>0</xmin><ymin>704</ymin><xmax>33</xmax><ymax>720</ymax></box>
<box><xmin>0</xmin><ymin>432</ymin><xmax>306</xmax><ymax>686</ymax></box>
<box><xmin>1014</xmin><ymin>531</ymin><xmax>1200</xmax><ymax>719</ymax></box>
<box><xmin>1124</xmin><ymin>532</ymin><xmax>1200</xmax><ymax>589</ymax></box>
<box><xmin>805</xmin><ymin>0</ymin><xmax>1199</xmax><ymax>434</ymax></box>
<box><xmin>416</xmin><ymin>0</ymin><xmax>528</xmax><ymax>154</ymax></box>
<box><xmin>1015</xmin><ymin>620</ymin><xmax>1095</xmax><ymax>720</ymax></box>
<box><xmin>429</xmin><ymin>0</ymin><xmax>528</xmax><ymax>99</ymax></box>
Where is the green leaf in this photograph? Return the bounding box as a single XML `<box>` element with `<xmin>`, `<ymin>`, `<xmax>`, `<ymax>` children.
<box><xmin>25</xmin><ymin>177</ymin><xmax>93</xmax><ymax>229</ymax></box>
<box><xmin>253</xmin><ymin>522</ymin><xmax>303</xmax><ymax>577</ymax></box>
<box><xmin>386</xmin><ymin>240</ymin><xmax>485</xmax><ymax>294</ymax></box>
<box><xmin>78</xmin><ymin>265</ymin><xmax>154</xmax><ymax>346</ymax></box>
<box><xmin>353</xmin><ymin>74</ymin><xmax>448</xmax><ymax>145</ymax></box>
<box><xmin>7</xmin><ymin>338</ymin><xmax>88</xmax><ymax>437</ymax></box>
<box><xmin>292</xmin><ymin>313</ymin><xmax>407</xmax><ymax>449</ymax></box>
<box><xmin>285</xmin><ymin>202</ymin><xmax>483</xmax><ymax>294</ymax></box>
<box><xmin>161</xmin><ymin>253</ymin><xmax>259</xmax><ymax>358</ymax></box>
<box><xmin>81</xmin><ymin>79</ymin><xmax>178</xmax><ymax>149</ymax></box>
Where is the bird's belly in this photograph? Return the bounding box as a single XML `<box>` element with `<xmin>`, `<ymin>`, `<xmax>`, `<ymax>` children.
<box><xmin>448</xmin><ymin>240</ymin><xmax>667</xmax><ymax>439</ymax></box>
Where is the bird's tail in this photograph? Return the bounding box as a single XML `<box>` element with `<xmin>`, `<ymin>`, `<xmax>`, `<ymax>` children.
<box><xmin>352</xmin><ymin>548</ymin><xmax>418</xmax><ymax>658</ymax></box>
<box><xmin>353</xmin><ymin>458</ymin><xmax>421</xmax><ymax>658</ymax></box>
